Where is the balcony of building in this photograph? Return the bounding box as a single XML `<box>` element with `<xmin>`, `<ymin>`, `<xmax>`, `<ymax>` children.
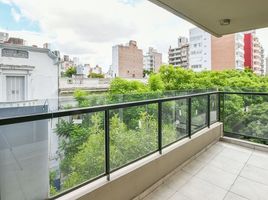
<box><xmin>1</xmin><ymin>91</ymin><xmax>268</xmax><ymax>200</ymax></box>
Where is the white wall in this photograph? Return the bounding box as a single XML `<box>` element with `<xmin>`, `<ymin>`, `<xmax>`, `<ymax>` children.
<box><xmin>0</xmin><ymin>47</ymin><xmax>59</xmax><ymax>111</ymax></box>
<box><xmin>189</xmin><ymin>28</ymin><xmax>211</xmax><ymax>72</ymax></box>
<box><xmin>112</xmin><ymin>46</ymin><xmax>119</xmax><ymax>77</ymax></box>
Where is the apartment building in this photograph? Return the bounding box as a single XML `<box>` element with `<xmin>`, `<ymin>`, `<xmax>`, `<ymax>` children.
<box><xmin>189</xmin><ymin>28</ymin><xmax>211</xmax><ymax>71</ymax></box>
<box><xmin>169</xmin><ymin>37</ymin><xmax>190</xmax><ymax>68</ymax></box>
<box><xmin>112</xmin><ymin>40</ymin><xmax>143</xmax><ymax>78</ymax></box>
<box><xmin>144</xmin><ymin>47</ymin><xmax>162</xmax><ymax>72</ymax></box>
<box><xmin>189</xmin><ymin>28</ymin><xmax>244</xmax><ymax>72</ymax></box>
<box><xmin>244</xmin><ymin>31</ymin><xmax>265</xmax><ymax>75</ymax></box>
<box><xmin>211</xmin><ymin>33</ymin><xmax>244</xmax><ymax>71</ymax></box>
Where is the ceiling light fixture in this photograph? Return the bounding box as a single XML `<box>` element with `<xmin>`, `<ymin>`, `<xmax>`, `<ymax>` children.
<box><xmin>220</xmin><ymin>19</ymin><xmax>231</xmax><ymax>26</ymax></box>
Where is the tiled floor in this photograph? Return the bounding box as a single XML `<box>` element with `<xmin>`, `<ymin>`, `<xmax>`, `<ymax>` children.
<box><xmin>142</xmin><ymin>141</ymin><xmax>268</xmax><ymax>200</ymax></box>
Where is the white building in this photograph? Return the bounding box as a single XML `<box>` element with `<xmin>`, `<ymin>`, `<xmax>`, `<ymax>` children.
<box><xmin>0</xmin><ymin>43</ymin><xmax>59</xmax><ymax>109</ymax></box>
<box><xmin>77</xmin><ymin>64</ymin><xmax>90</xmax><ymax>77</ymax></box>
<box><xmin>168</xmin><ymin>37</ymin><xmax>189</xmax><ymax>68</ymax></box>
<box><xmin>73</xmin><ymin>57</ymin><xmax>80</xmax><ymax>66</ymax></box>
<box><xmin>0</xmin><ymin>43</ymin><xmax>60</xmax><ymax>199</ymax></box>
<box><xmin>252</xmin><ymin>36</ymin><xmax>264</xmax><ymax>75</ymax></box>
<box><xmin>0</xmin><ymin>32</ymin><xmax>9</xmax><ymax>43</ymax></box>
<box><xmin>189</xmin><ymin>28</ymin><xmax>244</xmax><ymax>72</ymax></box>
<box><xmin>189</xmin><ymin>28</ymin><xmax>212</xmax><ymax>72</ymax></box>
<box><xmin>143</xmin><ymin>47</ymin><xmax>162</xmax><ymax>72</ymax></box>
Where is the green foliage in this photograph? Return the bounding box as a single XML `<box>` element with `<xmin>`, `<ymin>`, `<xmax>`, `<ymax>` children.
<box><xmin>148</xmin><ymin>74</ymin><xmax>165</xmax><ymax>91</ymax></box>
<box><xmin>73</xmin><ymin>89</ymin><xmax>90</xmax><ymax>107</ymax></box>
<box><xmin>143</xmin><ymin>69</ymin><xmax>153</xmax><ymax>77</ymax></box>
<box><xmin>52</xmin><ymin>65</ymin><xmax>268</xmax><ymax>196</ymax></box>
<box><xmin>88</xmin><ymin>73</ymin><xmax>105</xmax><ymax>78</ymax></box>
<box><xmin>109</xmin><ymin>78</ymin><xmax>149</xmax><ymax>94</ymax></box>
<box><xmin>65</xmin><ymin>66</ymin><xmax>77</xmax><ymax>78</ymax></box>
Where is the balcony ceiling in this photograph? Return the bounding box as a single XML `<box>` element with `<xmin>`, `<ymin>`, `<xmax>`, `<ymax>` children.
<box><xmin>149</xmin><ymin>0</ymin><xmax>268</xmax><ymax>37</ymax></box>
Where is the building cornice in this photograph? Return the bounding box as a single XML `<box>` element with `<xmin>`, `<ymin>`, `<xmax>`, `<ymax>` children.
<box><xmin>0</xmin><ymin>64</ymin><xmax>35</xmax><ymax>71</ymax></box>
<box><xmin>0</xmin><ymin>43</ymin><xmax>58</xmax><ymax>61</ymax></box>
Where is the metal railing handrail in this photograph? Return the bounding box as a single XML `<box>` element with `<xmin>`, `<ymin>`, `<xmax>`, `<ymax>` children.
<box><xmin>0</xmin><ymin>91</ymin><xmax>218</xmax><ymax>126</ymax></box>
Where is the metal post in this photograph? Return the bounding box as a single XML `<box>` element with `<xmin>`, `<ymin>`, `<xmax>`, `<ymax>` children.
<box><xmin>188</xmin><ymin>98</ymin><xmax>192</xmax><ymax>139</ymax></box>
<box><xmin>207</xmin><ymin>94</ymin><xmax>211</xmax><ymax>128</ymax></box>
<box><xmin>158</xmin><ymin>102</ymin><xmax>162</xmax><ymax>154</ymax></box>
<box><xmin>222</xmin><ymin>93</ymin><xmax>225</xmax><ymax>131</ymax></box>
<box><xmin>105</xmin><ymin>110</ymin><xmax>110</xmax><ymax>181</ymax></box>
<box><xmin>218</xmin><ymin>92</ymin><xmax>221</xmax><ymax>122</ymax></box>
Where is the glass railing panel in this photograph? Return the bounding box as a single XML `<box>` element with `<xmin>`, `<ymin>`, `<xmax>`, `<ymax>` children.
<box><xmin>0</xmin><ymin>120</ymin><xmax>49</xmax><ymax>200</ymax></box>
<box><xmin>210</xmin><ymin>94</ymin><xmax>218</xmax><ymax>124</ymax></box>
<box><xmin>49</xmin><ymin>112</ymin><xmax>105</xmax><ymax>197</ymax></box>
<box><xmin>191</xmin><ymin>96</ymin><xmax>208</xmax><ymax>134</ymax></box>
<box><xmin>223</xmin><ymin>94</ymin><xmax>268</xmax><ymax>143</ymax></box>
<box><xmin>109</xmin><ymin>104</ymin><xmax>158</xmax><ymax>171</ymax></box>
<box><xmin>162</xmin><ymin>99</ymin><xmax>187</xmax><ymax>147</ymax></box>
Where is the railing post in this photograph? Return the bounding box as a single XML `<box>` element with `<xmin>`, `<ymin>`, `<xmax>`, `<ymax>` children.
<box><xmin>105</xmin><ymin>110</ymin><xmax>110</xmax><ymax>181</ymax></box>
<box><xmin>158</xmin><ymin>102</ymin><xmax>162</xmax><ymax>154</ymax></box>
<box><xmin>207</xmin><ymin>94</ymin><xmax>210</xmax><ymax>128</ymax></box>
<box><xmin>187</xmin><ymin>97</ymin><xmax>192</xmax><ymax>139</ymax></box>
<box><xmin>218</xmin><ymin>92</ymin><xmax>221</xmax><ymax>122</ymax></box>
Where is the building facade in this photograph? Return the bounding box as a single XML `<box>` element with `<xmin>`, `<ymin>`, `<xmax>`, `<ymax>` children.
<box><xmin>0</xmin><ymin>43</ymin><xmax>59</xmax><ymax>108</ymax></box>
<box><xmin>0</xmin><ymin>42</ymin><xmax>60</xmax><ymax>199</ymax></box>
<box><xmin>244</xmin><ymin>31</ymin><xmax>265</xmax><ymax>75</ymax></box>
<box><xmin>169</xmin><ymin>37</ymin><xmax>189</xmax><ymax>68</ymax></box>
<box><xmin>189</xmin><ymin>28</ymin><xmax>244</xmax><ymax>72</ymax></box>
<box><xmin>189</xmin><ymin>28</ymin><xmax>211</xmax><ymax>71</ymax></box>
<box><xmin>144</xmin><ymin>47</ymin><xmax>162</xmax><ymax>72</ymax></box>
<box><xmin>112</xmin><ymin>40</ymin><xmax>143</xmax><ymax>78</ymax></box>
<box><xmin>211</xmin><ymin>33</ymin><xmax>244</xmax><ymax>71</ymax></box>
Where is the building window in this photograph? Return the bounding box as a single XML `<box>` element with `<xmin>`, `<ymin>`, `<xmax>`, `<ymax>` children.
<box><xmin>6</xmin><ymin>76</ymin><xmax>25</xmax><ymax>101</ymax></box>
<box><xmin>2</xmin><ymin>48</ymin><xmax>29</xmax><ymax>58</ymax></box>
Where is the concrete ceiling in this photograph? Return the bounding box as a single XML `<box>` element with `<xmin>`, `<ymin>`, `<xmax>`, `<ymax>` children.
<box><xmin>149</xmin><ymin>0</ymin><xmax>268</xmax><ymax>37</ymax></box>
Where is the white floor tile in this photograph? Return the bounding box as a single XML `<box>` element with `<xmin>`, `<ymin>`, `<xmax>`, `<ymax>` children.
<box><xmin>240</xmin><ymin>164</ymin><xmax>268</xmax><ymax>186</ymax></box>
<box><xmin>230</xmin><ymin>176</ymin><xmax>268</xmax><ymax>200</ymax></box>
<box><xmin>195</xmin><ymin>165</ymin><xmax>237</xmax><ymax>190</ymax></box>
<box><xmin>178</xmin><ymin>176</ymin><xmax>227</xmax><ymax>200</ymax></box>
<box><xmin>224</xmin><ymin>192</ymin><xmax>248</xmax><ymax>200</ymax></box>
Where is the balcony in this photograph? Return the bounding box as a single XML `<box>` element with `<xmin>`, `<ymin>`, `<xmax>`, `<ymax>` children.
<box><xmin>1</xmin><ymin>91</ymin><xmax>268</xmax><ymax>200</ymax></box>
<box><xmin>139</xmin><ymin>140</ymin><xmax>268</xmax><ymax>200</ymax></box>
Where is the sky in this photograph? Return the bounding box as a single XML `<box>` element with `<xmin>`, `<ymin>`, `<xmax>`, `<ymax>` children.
<box><xmin>0</xmin><ymin>0</ymin><xmax>268</xmax><ymax>72</ymax></box>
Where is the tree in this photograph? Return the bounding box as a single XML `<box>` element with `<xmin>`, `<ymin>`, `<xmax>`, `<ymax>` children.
<box><xmin>148</xmin><ymin>74</ymin><xmax>165</xmax><ymax>91</ymax></box>
<box><xmin>65</xmin><ymin>66</ymin><xmax>77</xmax><ymax>78</ymax></box>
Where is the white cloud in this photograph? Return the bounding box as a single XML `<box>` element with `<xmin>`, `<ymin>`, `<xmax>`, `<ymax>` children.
<box><xmin>1</xmin><ymin>0</ymin><xmax>194</xmax><ymax>71</ymax></box>
<box><xmin>11</xmin><ymin>7</ymin><xmax>21</xmax><ymax>22</ymax></box>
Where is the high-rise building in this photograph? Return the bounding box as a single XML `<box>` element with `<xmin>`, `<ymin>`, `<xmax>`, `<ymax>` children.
<box><xmin>143</xmin><ymin>47</ymin><xmax>162</xmax><ymax>72</ymax></box>
<box><xmin>211</xmin><ymin>33</ymin><xmax>244</xmax><ymax>71</ymax></box>
<box><xmin>189</xmin><ymin>28</ymin><xmax>211</xmax><ymax>71</ymax></box>
<box><xmin>189</xmin><ymin>28</ymin><xmax>244</xmax><ymax>72</ymax></box>
<box><xmin>112</xmin><ymin>40</ymin><xmax>143</xmax><ymax>78</ymax></box>
<box><xmin>0</xmin><ymin>32</ymin><xmax>9</xmax><ymax>43</ymax></box>
<box><xmin>168</xmin><ymin>37</ymin><xmax>189</xmax><ymax>68</ymax></box>
<box><xmin>244</xmin><ymin>31</ymin><xmax>265</xmax><ymax>75</ymax></box>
